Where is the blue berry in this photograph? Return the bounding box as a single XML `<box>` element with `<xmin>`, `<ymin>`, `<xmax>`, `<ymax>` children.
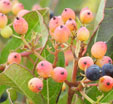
<box><xmin>50</xmin><ymin>11</ymin><xmax>54</xmax><ymax>19</ymax></box>
<box><xmin>85</xmin><ymin>65</ymin><xmax>102</xmax><ymax>81</ymax></box>
<box><xmin>0</xmin><ymin>92</ymin><xmax>8</xmax><ymax>103</ymax></box>
<box><xmin>101</xmin><ymin>64</ymin><xmax>113</xmax><ymax>77</ymax></box>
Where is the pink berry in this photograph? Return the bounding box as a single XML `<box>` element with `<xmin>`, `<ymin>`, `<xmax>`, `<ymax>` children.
<box><xmin>65</xmin><ymin>18</ymin><xmax>77</xmax><ymax>31</ymax></box>
<box><xmin>13</xmin><ymin>17</ymin><xmax>28</xmax><ymax>34</ymax></box>
<box><xmin>36</xmin><ymin>61</ymin><xmax>53</xmax><ymax>78</ymax></box>
<box><xmin>96</xmin><ymin>56</ymin><xmax>112</xmax><ymax>67</ymax></box>
<box><xmin>61</xmin><ymin>8</ymin><xmax>75</xmax><ymax>23</ymax></box>
<box><xmin>8</xmin><ymin>52</ymin><xmax>21</xmax><ymax>64</ymax></box>
<box><xmin>77</xmin><ymin>27</ymin><xmax>90</xmax><ymax>41</ymax></box>
<box><xmin>64</xmin><ymin>49</ymin><xmax>74</xmax><ymax>66</ymax></box>
<box><xmin>0</xmin><ymin>13</ymin><xmax>8</xmax><ymax>28</ymax></box>
<box><xmin>80</xmin><ymin>7</ymin><xmax>93</xmax><ymax>24</ymax></box>
<box><xmin>78</xmin><ymin>56</ymin><xmax>94</xmax><ymax>71</ymax></box>
<box><xmin>52</xmin><ymin>67</ymin><xmax>67</xmax><ymax>83</ymax></box>
<box><xmin>12</xmin><ymin>3</ymin><xmax>24</xmax><ymax>15</ymax></box>
<box><xmin>0</xmin><ymin>0</ymin><xmax>12</xmax><ymax>14</ymax></box>
<box><xmin>91</xmin><ymin>41</ymin><xmax>107</xmax><ymax>58</ymax></box>
<box><xmin>28</xmin><ymin>78</ymin><xmax>43</xmax><ymax>93</ymax></box>
<box><xmin>32</xmin><ymin>4</ymin><xmax>41</xmax><ymax>10</ymax></box>
<box><xmin>99</xmin><ymin>76</ymin><xmax>113</xmax><ymax>92</ymax></box>
<box><xmin>54</xmin><ymin>25</ymin><xmax>70</xmax><ymax>43</ymax></box>
<box><xmin>17</xmin><ymin>9</ymin><xmax>29</xmax><ymax>17</ymax></box>
<box><xmin>49</xmin><ymin>16</ymin><xmax>63</xmax><ymax>33</ymax></box>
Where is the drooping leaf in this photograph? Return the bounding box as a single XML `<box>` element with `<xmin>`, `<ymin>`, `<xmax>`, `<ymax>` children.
<box><xmin>0</xmin><ymin>64</ymin><xmax>45</xmax><ymax>104</ymax></box>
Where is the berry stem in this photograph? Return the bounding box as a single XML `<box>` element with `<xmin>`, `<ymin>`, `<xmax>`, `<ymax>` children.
<box><xmin>87</xmin><ymin>83</ymin><xmax>98</xmax><ymax>87</ymax></box>
<box><xmin>33</xmin><ymin>50</ymin><xmax>46</xmax><ymax>61</ymax></box>
<box><xmin>12</xmin><ymin>34</ymin><xmax>21</xmax><ymax>39</ymax></box>
<box><xmin>21</xmin><ymin>35</ymin><xmax>31</xmax><ymax>49</ymax></box>
<box><xmin>47</xmin><ymin>79</ymin><xmax>49</xmax><ymax>104</ymax></box>
<box><xmin>80</xmin><ymin>91</ymin><xmax>95</xmax><ymax>104</ymax></box>
<box><xmin>53</xmin><ymin>44</ymin><xmax>59</xmax><ymax>68</ymax></box>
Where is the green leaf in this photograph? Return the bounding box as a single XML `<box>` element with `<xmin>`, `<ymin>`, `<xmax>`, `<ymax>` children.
<box><xmin>100</xmin><ymin>90</ymin><xmax>113</xmax><ymax>103</ymax></box>
<box><xmin>7</xmin><ymin>88</ymin><xmax>17</xmax><ymax>102</ymax></box>
<box><xmin>0</xmin><ymin>85</ymin><xmax>7</xmax><ymax>96</ymax></box>
<box><xmin>87</xmin><ymin>0</ymin><xmax>113</xmax><ymax>56</ymax></box>
<box><xmin>0</xmin><ymin>64</ymin><xmax>45</xmax><ymax>104</ymax></box>
<box><xmin>41</xmin><ymin>79</ymin><xmax>62</xmax><ymax>104</ymax></box>
<box><xmin>87</xmin><ymin>0</ymin><xmax>106</xmax><ymax>54</ymax></box>
<box><xmin>85</xmin><ymin>86</ymin><xmax>113</xmax><ymax>103</ymax></box>
<box><xmin>58</xmin><ymin>92</ymin><xmax>68</xmax><ymax>104</ymax></box>
<box><xmin>0</xmin><ymin>9</ymin><xmax>49</xmax><ymax>64</ymax></box>
<box><xmin>84</xmin><ymin>86</ymin><xmax>102</xmax><ymax>104</ymax></box>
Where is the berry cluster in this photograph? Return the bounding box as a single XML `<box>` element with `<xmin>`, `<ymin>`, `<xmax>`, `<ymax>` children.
<box><xmin>27</xmin><ymin>7</ymin><xmax>95</xmax><ymax>94</ymax></box>
<box><xmin>28</xmin><ymin>61</ymin><xmax>67</xmax><ymax>93</ymax></box>
<box><xmin>78</xmin><ymin>41</ymin><xmax>113</xmax><ymax>92</ymax></box>
<box><xmin>1</xmin><ymin>1</ymin><xmax>112</xmax><ymax>103</ymax></box>
<box><xmin>0</xmin><ymin>0</ymin><xmax>42</xmax><ymax>39</ymax></box>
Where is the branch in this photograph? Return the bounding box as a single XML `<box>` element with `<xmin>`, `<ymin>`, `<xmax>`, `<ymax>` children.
<box><xmin>72</xmin><ymin>59</ymin><xmax>78</xmax><ymax>82</ymax></box>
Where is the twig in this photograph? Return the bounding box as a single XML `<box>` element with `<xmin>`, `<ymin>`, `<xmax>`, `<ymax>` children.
<box><xmin>87</xmin><ymin>83</ymin><xmax>98</xmax><ymax>87</ymax></box>
<box><xmin>21</xmin><ymin>35</ymin><xmax>31</xmax><ymax>49</ymax></box>
<box><xmin>47</xmin><ymin>79</ymin><xmax>49</xmax><ymax>104</ymax></box>
<box><xmin>33</xmin><ymin>50</ymin><xmax>46</xmax><ymax>61</ymax></box>
<box><xmin>53</xmin><ymin>44</ymin><xmax>59</xmax><ymax>68</ymax></box>
<box><xmin>80</xmin><ymin>91</ymin><xmax>95</xmax><ymax>104</ymax></box>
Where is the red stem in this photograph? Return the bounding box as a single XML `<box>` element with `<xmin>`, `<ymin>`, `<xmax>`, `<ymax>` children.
<box><xmin>72</xmin><ymin>59</ymin><xmax>78</xmax><ymax>82</ymax></box>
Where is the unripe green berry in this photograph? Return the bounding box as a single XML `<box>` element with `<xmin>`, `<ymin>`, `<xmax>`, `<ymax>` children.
<box><xmin>1</xmin><ymin>26</ymin><xmax>13</xmax><ymax>38</ymax></box>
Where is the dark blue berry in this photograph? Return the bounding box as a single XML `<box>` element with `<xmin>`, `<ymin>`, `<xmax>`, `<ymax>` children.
<box><xmin>50</xmin><ymin>11</ymin><xmax>54</xmax><ymax>19</ymax></box>
<box><xmin>0</xmin><ymin>92</ymin><xmax>8</xmax><ymax>103</ymax></box>
<box><xmin>101</xmin><ymin>64</ymin><xmax>113</xmax><ymax>77</ymax></box>
<box><xmin>85</xmin><ymin>65</ymin><xmax>102</xmax><ymax>81</ymax></box>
